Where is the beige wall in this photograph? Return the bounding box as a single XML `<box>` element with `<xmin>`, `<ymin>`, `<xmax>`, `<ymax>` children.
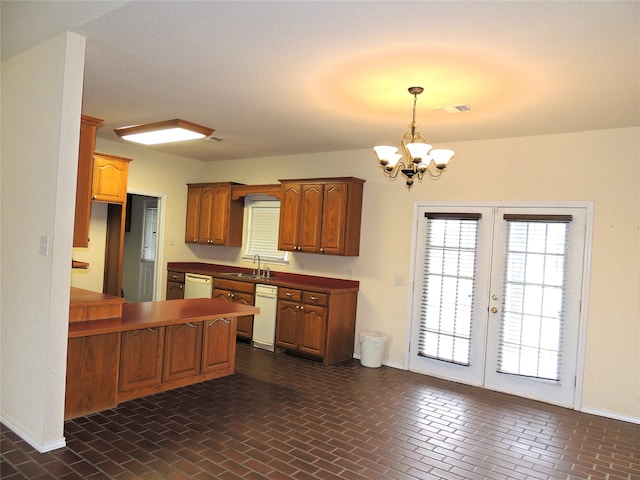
<box><xmin>83</xmin><ymin>127</ymin><xmax>639</xmax><ymax>422</ymax></box>
<box><xmin>1</xmin><ymin>32</ymin><xmax>86</xmax><ymax>451</ymax></box>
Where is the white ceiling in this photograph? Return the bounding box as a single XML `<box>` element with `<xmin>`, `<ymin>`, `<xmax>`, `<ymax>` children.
<box><xmin>3</xmin><ymin>1</ymin><xmax>639</xmax><ymax>162</ymax></box>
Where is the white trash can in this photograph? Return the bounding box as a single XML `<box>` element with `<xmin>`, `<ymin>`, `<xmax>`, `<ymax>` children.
<box><xmin>359</xmin><ymin>331</ymin><xmax>388</xmax><ymax>368</ymax></box>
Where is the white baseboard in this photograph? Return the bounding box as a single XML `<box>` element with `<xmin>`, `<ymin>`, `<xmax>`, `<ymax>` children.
<box><xmin>0</xmin><ymin>411</ymin><xmax>66</xmax><ymax>453</ymax></box>
<box><xmin>580</xmin><ymin>407</ymin><xmax>640</xmax><ymax>425</ymax></box>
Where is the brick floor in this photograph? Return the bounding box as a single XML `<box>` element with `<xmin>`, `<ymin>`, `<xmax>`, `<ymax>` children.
<box><xmin>2</xmin><ymin>342</ymin><xmax>639</xmax><ymax>479</ymax></box>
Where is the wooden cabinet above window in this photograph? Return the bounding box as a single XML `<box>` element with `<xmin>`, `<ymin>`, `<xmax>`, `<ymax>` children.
<box><xmin>278</xmin><ymin>177</ymin><xmax>365</xmax><ymax>256</ymax></box>
<box><xmin>185</xmin><ymin>182</ymin><xmax>244</xmax><ymax>246</ymax></box>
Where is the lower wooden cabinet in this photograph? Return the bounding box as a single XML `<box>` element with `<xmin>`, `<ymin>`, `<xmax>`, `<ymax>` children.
<box><xmin>213</xmin><ymin>278</ymin><xmax>255</xmax><ymax>340</ymax></box>
<box><xmin>116</xmin><ymin>318</ymin><xmax>236</xmax><ymax>403</ymax></box>
<box><xmin>166</xmin><ymin>270</ymin><xmax>185</xmax><ymax>299</ymax></box>
<box><xmin>65</xmin><ymin>333</ymin><xmax>120</xmax><ymax>420</ymax></box>
<box><xmin>276</xmin><ymin>288</ymin><xmax>342</xmax><ymax>362</ymax></box>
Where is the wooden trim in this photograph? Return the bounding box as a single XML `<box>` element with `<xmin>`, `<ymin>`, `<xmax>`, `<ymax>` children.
<box><xmin>231</xmin><ymin>184</ymin><xmax>281</xmax><ymax>200</ymax></box>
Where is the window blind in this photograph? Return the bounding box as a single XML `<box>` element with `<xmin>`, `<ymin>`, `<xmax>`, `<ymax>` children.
<box><xmin>497</xmin><ymin>216</ymin><xmax>571</xmax><ymax>381</ymax></box>
<box><xmin>244</xmin><ymin>200</ymin><xmax>287</xmax><ymax>263</ymax></box>
<box><xmin>418</xmin><ymin>214</ymin><xmax>480</xmax><ymax>365</ymax></box>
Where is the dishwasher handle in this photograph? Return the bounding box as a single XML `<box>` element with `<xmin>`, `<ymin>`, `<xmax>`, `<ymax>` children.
<box><xmin>185</xmin><ymin>273</ymin><xmax>213</xmax><ymax>284</ymax></box>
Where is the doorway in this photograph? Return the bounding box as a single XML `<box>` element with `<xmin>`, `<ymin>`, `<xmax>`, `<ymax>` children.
<box><xmin>122</xmin><ymin>193</ymin><xmax>161</xmax><ymax>302</ymax></box>
<box><xmin>408</xmin><ymin>202</ymin><xmax>592</xmax><ymax>408</ymax></box>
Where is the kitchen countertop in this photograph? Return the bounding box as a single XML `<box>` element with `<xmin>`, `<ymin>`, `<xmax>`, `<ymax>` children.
<box><xmin>68</xmin><ymin>297</ymin><xmax>259</xmax><ymax>338</ymax></box>
<box><xmin>168</xmin><ymin>262</ymin><xmax>359</xmax><ymax>292</ymax></box>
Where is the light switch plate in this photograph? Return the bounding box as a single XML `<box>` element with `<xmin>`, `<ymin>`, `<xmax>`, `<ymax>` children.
<box><xmin>39</xmin><ymin>236</ymin><xmax>49</xmax><ymax>256</ymax></box>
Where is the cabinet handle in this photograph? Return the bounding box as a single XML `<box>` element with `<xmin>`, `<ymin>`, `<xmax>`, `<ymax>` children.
<box><xmin>208</xmin><ymin>318</ymin><xmax>231</xmax><ymax>326</ymax></box>
<box><xmin>186</xmin><ymin>322</ymin><xmax>197</xmax><ymax>328</ymax></box>
<box><xmin>228</xmin><ymin>293</ymin><xmax>235</xmax><ymax>299</ymax></box>
<box><xmin>178</xmin><ymin>285</ymin><xmax>183</xmax><ymax>290</ymax></box>
<box><xmin>286</xmin><ymin>292</ymin><xmax>294</xmax><ymax>297</ymax></box>
<box><xmin>146</xmin><ymin>328</ymin><xmax>158</xmax><ymax>333</ymax></box>
<box><xmin>300</xmin><ymin>305</ymin><xmax>304</xmax><ymax>310</ymax></box>
<box><xmin>320</xmin><ymin>248</ymin><xmax>324</xmax><ymax>253</ymax></box>
<box><xmin>309</xmin><ymin>296</ymin><xmax>318</xmax><ymax>301</ymax></box>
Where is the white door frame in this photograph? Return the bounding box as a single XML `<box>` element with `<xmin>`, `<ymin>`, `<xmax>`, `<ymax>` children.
<box><xmin>127</xmin><ymin>190</ymin><xmax>167</xmax><ymax>302</ymax></box>
<box><xmin>404</xmin><ymin>201</ymin><xmax>594</xmax><ymax>410</ymax></box>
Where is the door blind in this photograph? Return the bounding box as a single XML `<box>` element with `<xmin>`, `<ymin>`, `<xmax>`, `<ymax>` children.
<box><xmin>419</xmin><ymin>214</ymin><xmax>480</xmax><ymax>365</ymax></box>
<box><xmin>497</xmin><ymin>217</ymin><xmax>571</xmax><ymax>381</ymax></box>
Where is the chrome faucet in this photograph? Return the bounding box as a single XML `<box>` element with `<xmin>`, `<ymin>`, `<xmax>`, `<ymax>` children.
<box><xmin>253</xmin><ymin>254</ymin><xmax>261</xmax><ymax>277</ymax></box>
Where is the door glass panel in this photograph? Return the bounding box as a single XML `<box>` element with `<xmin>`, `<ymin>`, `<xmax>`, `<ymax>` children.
<box><xmin>497</xmin><ymin>220</ymin><xmax>569</xmax><ymax>381</ymax></box>
<box><xmin>418</xmin><ymin>217</ymin><xmax>479</xmax><ymax>365</ymax></box>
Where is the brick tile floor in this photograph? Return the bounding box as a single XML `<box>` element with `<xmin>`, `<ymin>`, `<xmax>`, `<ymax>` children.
<box><xmin>2</xmin><ymin>342</ymin><xmax>639</xmax><ymax>479</ymax></box>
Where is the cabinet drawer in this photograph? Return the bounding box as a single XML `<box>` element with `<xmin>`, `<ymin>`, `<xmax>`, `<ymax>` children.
<box><xmin>167</xmin><ymin>271</ymin><xmax>185</xmax><ymax>283</ymax></box>
<box><xmin>303</xmin><ymin>291</ymin><xmax>328</xmax><ymax>306</ymax></box>
<box><xmin>213</xmin><ymin>278</ymin><xmax>256</xmax><ymax>294</ymax></box>
<box><xmin>279</xmin><ymin>288</ymin><xmax>302</xmax><ymax>302</ymax></box>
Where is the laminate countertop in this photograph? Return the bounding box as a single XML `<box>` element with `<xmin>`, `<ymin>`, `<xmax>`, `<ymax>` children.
<box><xmin>68</xmin><ymin>296</ymin><xmax>259</xmax><ymax>338</ymax></box>
<box><xmin>167</xmin><ymin>262</ymin><xmax>359</xmax><ymax>292</ymax></box>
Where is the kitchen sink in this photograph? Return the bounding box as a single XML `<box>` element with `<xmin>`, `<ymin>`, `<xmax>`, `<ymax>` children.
<box><xmin>221</xmin><ymin>272</ymin><xmax>268</xmax><ymax>279</ymax></box>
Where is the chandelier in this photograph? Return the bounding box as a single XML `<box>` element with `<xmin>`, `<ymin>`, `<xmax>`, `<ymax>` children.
<box><xmin>373</xmin><ymin>86</ymin><xmax>454</xmax><ymax>189</ymax></box>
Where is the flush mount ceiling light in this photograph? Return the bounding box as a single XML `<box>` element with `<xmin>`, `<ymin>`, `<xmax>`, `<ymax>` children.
<box><xmin>114</xmin><ymin>119</ymin><xmax>214</xmax><ymax>145</ymax></box>
<box><xmin>373</xmin><ymin>87</ymin><xmax>455</xmax><ymax>189</ymax></box>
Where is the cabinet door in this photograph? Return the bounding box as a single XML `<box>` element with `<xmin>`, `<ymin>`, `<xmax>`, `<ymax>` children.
<box><xmin>164</xmin><ymin>322</ymin><xmax>203</xmax><ymax>382</ymax></box>
<box><xmin>119</xmin><ymin>327</ymin><xmax>165</xmax><ymax>393</ymax></box>
<box><xmin>92</xmin><ymin>154</ymin><xmax>129</xmax><ymax>203</ymax></box>
<box><xmin>278</xmin><ymin>183</ymin><xmax>302</xmax><ymax>251</ymax></box>
<box><xmin>210</xmin><ymin>185</ymin><xmax>230</xmax><ymax>245</ymax></box>
<box><xmin>299</xmin><ymin>184</ymin><xmax>323</xmax><ymax>253</ymax></box>
<box><xmin>213</xmin><ymin>289</ymin><xmax>254</xmax><ymax>339</ymax></box>
<box><xmin>320</xmin><ymin>182</ymin><xmax>348</xmax><ymax>255</ymax></box>
<box><xmin>231</xmin><ymin>292</ymin><xmax>255</xmax><ymax>339</ymax></box>
<box><xmin>275</xmin><ymin>299</ymin><xmax>300</xmax><ymax>349</ymax></box>
<box><xmin>198</xmin><ymin>186</ymin><xmax>216</xmax><ymax>244</ymax></box>
<box><xmin>299</xmin><ymin>304</ymin><xmax>327</xmax><ymax>357</ymax></box>
<box><xmin>202</xmin><ymin>317</ymin><xmax>236</xmax><ymax>374</ymax></box>
<box><xmin>185</xmin><ymin>186</ymin><xmax>202</xmax><ymax>243</ymax></box>
<box><xmin>166</xmin><ymin>281</ymin><xmax>184</xmax><ymax>300</ymax></box>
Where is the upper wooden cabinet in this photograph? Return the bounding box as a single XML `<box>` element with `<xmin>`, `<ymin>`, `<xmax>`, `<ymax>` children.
<box><xmin>278</xmin><ymin>177</ymin><xmax>365</xmax><ymax>256</ymax></box>
<box><xmin>185</xmin><ymin>183</ymin><xmax>244</xmax><ymax>246</ymax></box>
<box><xmin>73</xmin><ymin>115</ymin><xmax>103</xmax><ymax>247</ymax></box>
<box><xmin>92</xmin><ymin>153</ymin><xmax>131</xmax><ymax>204</ymax></box>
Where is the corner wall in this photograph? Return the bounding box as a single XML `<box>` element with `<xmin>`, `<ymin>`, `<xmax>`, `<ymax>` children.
<box><xmin>1</xmin><ymin>32</ymin><xmax>85</xmax><ymax>451</ymax></box>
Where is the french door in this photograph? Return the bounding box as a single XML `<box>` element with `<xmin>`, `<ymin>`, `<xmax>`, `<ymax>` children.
<box><xmin>409</xmin><ymin>203</ymin><xmax>589</xmax><ymax>407</ymax></box>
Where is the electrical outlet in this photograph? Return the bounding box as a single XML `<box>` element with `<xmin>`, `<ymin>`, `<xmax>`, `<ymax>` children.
<box><xmin>393</xmin><ymin>274</ymin><xmax>404</xmax><ymax>286</ymax></box>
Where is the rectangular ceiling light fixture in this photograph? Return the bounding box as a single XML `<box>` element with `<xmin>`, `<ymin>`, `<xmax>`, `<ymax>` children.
<box><xmin>114</xmin><ymin>119</ymin><xmax>214</xmax><ymax>145</ymax></box>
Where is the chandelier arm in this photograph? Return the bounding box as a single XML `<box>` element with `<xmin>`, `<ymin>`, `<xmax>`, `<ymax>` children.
<box><xmin>382</xmin><ymin>161</ymin><xmax>407</xmax><ymax>179</ymax></box>
<box><xmin>424</xmin><ymin>165</ymin><xmax>443</xmax><ymax>180</ymax></box>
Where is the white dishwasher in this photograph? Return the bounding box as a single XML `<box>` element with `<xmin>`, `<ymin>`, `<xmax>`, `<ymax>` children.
<box><xmin>252</xmin><ymin>284</ymin><xmax>278</xmax><ymax>351</ymax></box>
<box><xmin>184</xmin><ymin>273</ymin><xmax>213</xmax><ymax>299</ymax></box>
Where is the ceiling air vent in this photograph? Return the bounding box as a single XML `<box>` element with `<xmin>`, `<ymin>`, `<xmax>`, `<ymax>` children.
<box><xmin>207</xmin><ymin>135</ymin><xmax>224</xmax><ymax>142</ymax></box>
<box><xmin>434</xmin><ymin>104</ymin><xmax>472</xmax><ymax>114</ymax></box>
